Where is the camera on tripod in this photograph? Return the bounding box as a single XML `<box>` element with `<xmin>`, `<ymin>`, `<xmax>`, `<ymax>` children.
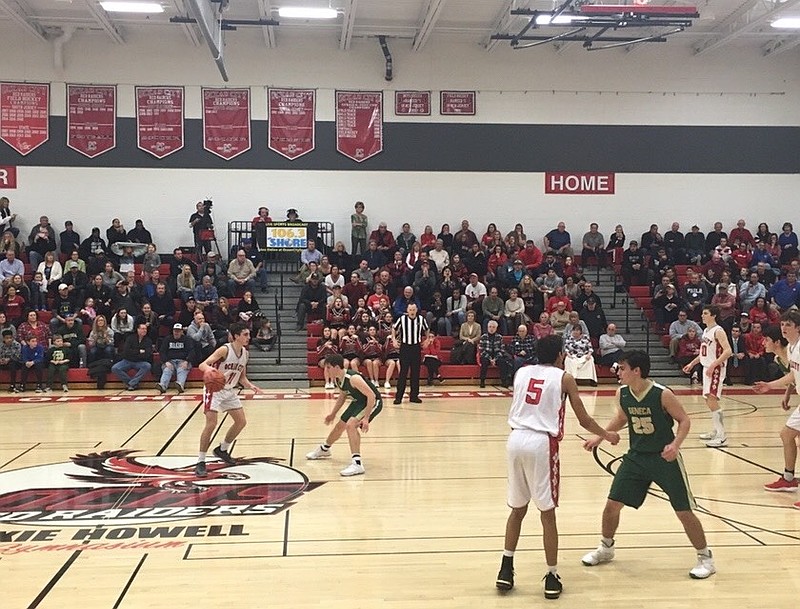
<box><xmin>202</xmin><ymin>198</ymin><xmax>213</xmax><ymax>214</ymax></box>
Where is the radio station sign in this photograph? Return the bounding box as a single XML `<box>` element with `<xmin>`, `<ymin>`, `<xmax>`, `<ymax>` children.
<box><xmin>545</xmin><ymin>172</ymin><xmax>615</xmax><ymax>195</ymax></box>
<box><xmin>264</xmin><ymin>222</ymin><xmax>308</xmax><ymax>251</ymax></box>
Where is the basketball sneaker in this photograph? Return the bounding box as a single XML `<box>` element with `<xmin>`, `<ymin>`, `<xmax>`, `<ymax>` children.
<box><xmin>213</xmin><ymin>446</ymin><xmax>237</xmax><ymax>464</ymax></box>
<box><xmin>689</xmin><ymin>552</ymin><xmax>716</xmax><ymax>579</ymax></box>
<box><xmin>495</xmin><ymin>557</ymin><xmax>514</xmax><ymax>591</ymax></box>
<box><xmin>384</xmin><ymin>381</ymin><xmax>391</xmax><ymax>389</ymax></box>
<box><xmin>324</xmin><ymin>382</ymin><xmax>334</xmax><ymax>390</ymax></box>
<box><xmin>306</xmin><ymin>446</ymin><xmax>331</xmax><ymax>460</ymax></box>
<box><xmin>704</xmin><ymin>436</ymin><xmax>728</xmax><ymax>447</ymax></box>
<box><xmin>195</xmin><ymin>461</ymin><xmax>207</xmax><ymax>477</ymax></box>
<box><xmin>581</xmin><ymin>542</ymin><xmax>615</xmax><ymax>566</ymax></box>
<box><xmin>340</xmin><ymin>462</ymin><xmax>365</xmax><ymax>477</ymax></box>
<box><xmin>764</xmin><ymin>477</ymin><xmax>799</xmax><ymax>492</ymax></box>
<box><xmin>542</xmin><ymin>572</ymin><xmax>562</xmax><ymax>599</ymax></box>
<box><xmin>698</xmin><ymin>430</ymin><xmax>717</xmax><ymax>440</ymax></box>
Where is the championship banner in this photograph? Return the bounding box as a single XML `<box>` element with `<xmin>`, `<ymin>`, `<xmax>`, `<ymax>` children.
<box><xmin>135</xmin><ymin>86</ymin><xmax>184</xmax><ymax>159</ymax></box>
<box><xmin>268</xmin><ymin>88</ymin><xmax>315</xmax><ymax>160</ymax></box>
<box><xmin>264</xmin><ymin>223</ymin><xmax>308</xmax><ymax>251</ymax></box>
<box><xmin>0</xmin><ymin>83</ymin><xmax>49</xmax><ymax>156</ymax></box>
<box><xmin>202</xmin><ymin>88</ymin><xmax>251</xmax><ymax>160</ymax></box>
<box><xmin>440</xmin><ymin>90</ymin><xmax>476</xmax><ymax>116</ymax></box>
<box><xmin>67</xmin><ymin>84</ymin><xmax>116</xmax><ymax>158</ymax></box>
<box><xmin>395</xmin><ymin>91</ymin><xmax>431</xmax><ymax>116</ymax></box>
<box><xmin>335</xmin><ymin>91</ymin><xmax>383</xmax><ymax>163</ymax></box>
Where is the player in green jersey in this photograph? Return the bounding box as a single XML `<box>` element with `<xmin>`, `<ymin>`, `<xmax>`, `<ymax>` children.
<box><xmin>306</xmin><ymin>353</ymin><xmax>384</xmax><ymax>477</ymax></box>
<box><xmin>581</xmin><ymin>350</ymin><xmax>716</xmax><ymax>579</ymax></box>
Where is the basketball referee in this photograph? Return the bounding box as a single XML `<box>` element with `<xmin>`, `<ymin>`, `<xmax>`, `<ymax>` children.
<box><xmin>391</xmin><ymin>303</ymin><xmax>428</xmax><ymax>404</ymax></box>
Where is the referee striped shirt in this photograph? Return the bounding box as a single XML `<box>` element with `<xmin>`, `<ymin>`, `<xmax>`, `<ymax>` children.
<box><xmin>393</xmin><ymin>314</ymin><xmax>429</xmax><ymax>345</ymax></box>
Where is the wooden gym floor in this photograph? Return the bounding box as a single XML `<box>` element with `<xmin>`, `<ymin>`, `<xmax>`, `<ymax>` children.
<box><xmin>0</xmin><ymin>384</ymin><xmax>798</xmax><ymax>609</ymax></box>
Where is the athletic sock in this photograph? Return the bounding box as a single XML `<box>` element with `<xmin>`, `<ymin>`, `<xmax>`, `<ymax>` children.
<box><xmin>220</xmin><ymin>441</ymin><xmax>231</xmax><ymax>452</ymax></box>
<box><xmin>502</xmin><ymin>550</ymin><xmax>515</xmax><ymax>558</ymax></box>
<box><xmin>197</xmin><ymin>452</ymin><xmax>206</xmax><ymax>463</ymax></box>
<box><xmin>601</xmin><ymin>537</ymin><xmax>614</xmax><ymax>548</ymax></box>
<box><xmin>352</xmin><ymin>453</ymin><xmax>362</xmax><ymax>466</ymax></box>
<box><xmin>711</xmin><ymin>410</ymin><xmax>725</xmax><ymax>436</ymax></box>
<box><xmin>548</xmin><ymin>565</ymin><xmax>557</xmax><ymax>575</ymax></box>
<box><xmin>321</xmin><ymin>443</ymin><xmax>331</xmax><ymax>451</ymax></box>
<box><xmin>697</xmin><ymin>547</ymin><xmax>712</xmax><ymax>558</ymax></box>
<box><xmin>784</xmin><ymin>469</ymin><xmax>795</xmax><ymax>482</ymax></box>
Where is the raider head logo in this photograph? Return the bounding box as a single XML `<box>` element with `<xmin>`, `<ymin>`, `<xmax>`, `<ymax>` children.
<box><xmin>0</xmin><ymin>450</ymin><xmax>321</xmax><ymax>527</ymax></box>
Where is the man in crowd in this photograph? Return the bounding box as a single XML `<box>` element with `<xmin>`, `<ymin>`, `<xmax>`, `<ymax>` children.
<box><xmin>581</xmin><ymin>223</ymin><xmax>606</xmax><ymax>267</ymax></box>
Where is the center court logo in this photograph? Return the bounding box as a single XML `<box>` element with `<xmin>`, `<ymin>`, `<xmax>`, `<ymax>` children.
<box><xmin>0</xmin><ymin>450</ymin><xmax>320</xmax><ymax>527</ymax></box>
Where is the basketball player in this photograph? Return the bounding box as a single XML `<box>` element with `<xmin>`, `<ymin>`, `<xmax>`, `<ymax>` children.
<box><xmin>495</xmin><ymin>335</ymin><xmax>619</xmax><ymax>600</ymax></box>
<box><xmin>682</xmin><ymin>304</ymin><xmax>732</xmax><ymax>447</ymax></box>
<box><xmin>754</xmin><ymin>310</ymin><xmax>800</xmax><ymax>504</ymax></box>
<box><xmin>582</xmin><ymin>350</ymin><xmax>716</xmax><ymax>579</ymax></box>
<box><xmin>306</xmin><ymin>353</ymin><xmax>383</xmax><ymax>477</ymax></box>
<box><xmin>195</xmin><ymin>322</ymin><xmax>264</xmax><ymax>477</ymax></box>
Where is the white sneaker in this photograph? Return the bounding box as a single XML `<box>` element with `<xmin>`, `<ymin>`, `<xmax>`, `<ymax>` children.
<box><xmin>704</xmin><ymin>436</ymin><xmax>727</xmax><ymax>447</ymax></box>
<box><xmin>324</xmin><ymin>381</ymin><xmax>334</xmax><ymax>390</ymax></box>
<box><xmin>698</xmin><ymin>430</ymin><xmax>717</xmax><ymax>440</ymax></box>
<box><xmin>62</xmin><ymin>384</ymin><xmax>69</xmax><ymax>393</ymax></box>
<box><xmin>305</xmin><ymin>446</ymin><xmax>331</xmax><ymax>460</ymax></box>
<box><xmin>581</xmin><ymin>543</ymin><xmax>615</xmax><ymax>566</ymax></box>
<box><xmin>340</xmin><ymin>462</ymin><xmax>365</xmax><ymax>477</ymax></box>
<box><xmin>689</xmin><ymin>552</ymin><xmax>716</xmax><ymax>579</ymax></box>
<box><xmin>384</xmin><ymin>381</ymin><xmax>391</xmax><ymax>389</ymax></box>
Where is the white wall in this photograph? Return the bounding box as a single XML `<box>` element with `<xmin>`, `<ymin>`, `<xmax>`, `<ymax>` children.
<box><xmin>1</xmin><ymin>28</ymin><xmax>798</xmax><ymax>252</ymax></box>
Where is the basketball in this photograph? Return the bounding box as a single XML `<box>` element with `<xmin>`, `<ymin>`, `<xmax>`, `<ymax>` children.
<box><xmin>203</xmin><ymin>368</ymin><xmax>226</xmax><ymax>392</ymax></box>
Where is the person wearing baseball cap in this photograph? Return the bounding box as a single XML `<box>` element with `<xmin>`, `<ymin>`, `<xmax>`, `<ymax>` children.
<box><xmin>157</xmin><ymin>322</ymin><xmax>195</xmax><ymax>394</ymax></box>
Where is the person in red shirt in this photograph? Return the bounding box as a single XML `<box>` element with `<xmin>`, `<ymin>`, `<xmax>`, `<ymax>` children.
<box><xmin>251</xmin><ymin>206</ymin><xmax>273</xmax><ymax>249</ymax></box>
<box><xmin>744</xmin><ymin>321</ymin><xmax>767</xmax><ymax>385</ymax></box>
<box><xmin>487</xmin><ymin>245</ymin><xmax>508</xmax><ymax>284</ymax></box>
<box><xmin>3</xmin><ymin>285</ymin><xmax>25</xmax><ymax>325</ymax></box>
<box><xmin>342</xmin><ymin>271</ymin><xmax>368</xmax><ymax>306</ymax></box>
<box><xmin>369</xmin><ymin>223</ymin><xmax>396</xmax><ymax>258</ymax></box>
<box><xmin>421</xmin><ymin>329</ymin><xmax>443</xmax><ymax>385</ymax></box>
<box><xmin>729</xmin><ymin>219</ymin><xmax>755</xmax><ymax>249</ymax></box>
<box><xmin>730</xmin><ymin>242</ymin><xmax>752</xmax><ymax>271</ymax></box>
<box><xmin>547</xmin><ymin>286</ymin><xmax>572</xmax><ymax>313</ymax></box>
<box><xmin>518</xmin><ymin>240</ymin><xmax>543</xmax><ymax>273</ymax></box>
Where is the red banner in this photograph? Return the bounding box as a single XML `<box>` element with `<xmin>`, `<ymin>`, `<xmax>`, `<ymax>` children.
<box><xmin>440</xmin><ymin>90</ymin><xmax>476</xmax><ymax>116</ymax></box>
<box><xmin>336</xmin><ymin>91</ymin><xmax>383</xmax><ymax>163</ymax></box>
<box><xmin>202</xmin><ymin>88</ymin><xmax>251</xmax><ymax>160</ymax></box>
<box><xmin>0</xmin><ymin>83</ymin><xmax>49</xmax><ymax>155</ymax></box>
<box><xmin>395</xmin><ymin>91</ymin><xmax>431</xmax><ymax>116</ymax></box>
<box><xmin>66</xmin><ymin>84</ymin><xmax>116</xmax><ymax>158</ymax></box>
<box><xmin>135</xmin><ymin>86</ymin><xmax>184</xmax><ymax>159</ymax></box>
<box><xmin>268</xmin><ymin>88</ymin><xmax>315</xmax><ymax>160</ymax></box>
<box><xmin>545</xmin><ymin>172</ymin><xmax>616</xmax><ymax>195</ymax></box>
<box><xmin>0</xmin><ymin>166</ymin><xmax>16</xmax><ymax>189</ymax></box>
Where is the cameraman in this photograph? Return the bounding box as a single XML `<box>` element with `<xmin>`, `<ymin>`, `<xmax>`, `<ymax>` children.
<box><xmin>189</xmin><ymin>200</ymin><xmax>214</xmax><ymax>256</ymax></box>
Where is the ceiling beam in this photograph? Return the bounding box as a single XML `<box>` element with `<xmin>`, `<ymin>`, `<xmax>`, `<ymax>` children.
<box><xmin>83</xmin><ymin>0</ymin><xmax>125</xmax><ymax>44</ymax></box>
<box><xmin>762</xmin><ymin>35</ymin><xmax>800</xmax><ymax>57</ymax></box>
<box><xmin>485</xmin><ymin>0</ymin><xmax>529</xmax><ymax>52</ymax></box>
<box><xmin>340</xmin><ymin>0</ymin><xmax>357</xmax><ymax>50</ymax></box>
<box><xmin>171</xmin><ymin>0</ymin><xmax>201</xmax><ymax>46</ymax></box>
<box><xmin>258</xmin><ymin>0</ymin><xmax>277</xmax><ymax>48</ymax></box>
<box><xmin>692</xmin><ymin>0</ymin><xmax>800</xmax><ymax>56</ymax></box>
<box><xmin>412</xmin><ymin>0</ymin><xmax>447</xmax><ymax>51</ymax></box>
<box><xmin>0</xmin><ymin>0</ymin><xmax>47</xmax><ymax>41</ymax></box>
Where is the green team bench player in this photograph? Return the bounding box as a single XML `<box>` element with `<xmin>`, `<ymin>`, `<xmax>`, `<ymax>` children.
<box><xmin>581</xmin><ymin>350</ymin><xmax>717</xmax><ymax>580</ymax></box>
<box><xmin>306</xmin><ymin>353</ymin><xmax>383</xmax><ymax>477</ymax></box>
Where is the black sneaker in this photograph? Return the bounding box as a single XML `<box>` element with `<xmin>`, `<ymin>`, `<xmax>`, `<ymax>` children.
<box><xmin>543</xmin><ymin>572</ymin><xmax>562</xmax><ymax>600</ymax></box>
<box><xmin>176</xmin><ymin>384</ymin><xmax>185</xmax><ymax>394</ymax></box>
<box><xmin>496</xmin><ymin>558</ymin><xmax>514</xmax><ymax>591</ymax></box>
<box><xmin>213</xmin><ymin>446</ymin><xmax>237</xmax><ymax>464</ymax></box>
<box><xmin>157</xmin><ymin>384</ymin><xmax>166</xmax><ymax>394</ymax></box>
<box><xmin>195</xmin><ymin>461</ymin><xmax>208</xmax><ymax>477</ymax></box>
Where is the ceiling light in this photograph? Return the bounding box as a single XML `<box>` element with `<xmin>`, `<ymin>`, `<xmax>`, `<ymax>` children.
<box><xmin>535</xmin><ymin>14</ymin><xmax>587</xmax><ymax>25</ymax></box>
<box><xmin>278</xmin><ymin>7</ymin><xmax>338</xmax><ymax>19</ymax></box>
<box><xmin>771</xmin><ymin>17</ymin><xmax>800</xmax><ymax>28</ymax></box>
<box><xmin>100</xmin><ymin>1</ymin><xmax>164</xmax><ymax>13</ymax></box>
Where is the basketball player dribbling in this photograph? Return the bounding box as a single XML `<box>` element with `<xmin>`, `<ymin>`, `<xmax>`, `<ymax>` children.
<box><xmin>495</xmin><ymin>334</ymin><xmax>619</xmax><ymax>600</ymax></box>
<box><xmin>682</xmin><ymin>305</ymin><xmax>732</xmax><ymax>447</ymax></box>
<box><xmin>195</xmin><ymin>322</ymin><xmax>264</xmax><ymax>477</ymax></box>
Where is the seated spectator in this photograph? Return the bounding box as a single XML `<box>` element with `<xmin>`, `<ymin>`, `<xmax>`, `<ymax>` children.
<box><xmin>393</xmin><ymin>286</ymin><xmax>421</xmax><ymax>318</ymax></box>
<box><xmin>668</xmin><ymin>309</ymin><xmax>701</xmax><ymax>358</ymax></box>
<box><xmin>507</xmin><ymin>224</ymin><xmax>527</xmax><ymax>250</ymax></box>
<box><xmin>0</xmin><ymin>231</ymin><xmax>20</xmax><ymax>257</ymax></box>
<box><xmin>46</xmin><ymin>334</ymin><xmax>71</xmax><ymax>392</ymax></box>
<box><xmin>2</xmin><ymin>285</ymin><xmax>25</xmax><ymax>326</ymax></box>
<box><xmin>37</xmin><ymin>252</ymin><xmax>63</xmax><ymax>294</ymax></box>
<box><xmin>581</xmin><ymin>223</ymin><xmax>606</xmax><ymax>267</ymax></box>
<box><xmin>80</xmin><ymin>228</ymin><xmax>109</xmax><ymax>269</ymax></box>
<box><xmin>187</xmin><ymin>310</ymin><xmax>217</xmax><ymax>360</ymax></box>
<box><xmin>778</xmin><ymin>222</ymin><xmax>799</xmax><ymax>265</ymax></box>
<box><xmin>479</xmin><ymin>320</ymin><xmax>510</xmax><ymax>388</ymax></box>
<box><xmin>730</xmin><ymin>242</ymin><xmax>751</xmax><ymax>272</ymax></box>
<box><xmin>28</xmin><ymin>223</ymin><xmax>56</xmax><ymax>270</ymax></box>
<box><xmin>676</xmin><ymin>326</ymin><xmax>702</xmax><ymax>383</ymax></box>
<box><xmin>87</xmin><ymin>315</ymin><xmax>115</xmax><ymax>363</ymax></box>
<box><xmin>456</xmin><ymin>309</ymin><xmax>481</xmax><ymax>364</ymax></box>
<box><xmin>769</xmin><ymin>270</ymin><xmax>800</xmax><ymax>312</ymax></box>
<box><xmin>429</xmin><ymin>239</ymin><xmax>450</xmax><ymax>274</ymax></box>
<box><xmin>546</xmin><ymin>285</ymin><xmax>572</xmax><ymax>314</ymax></box>
<box><xmin>738</xmin><ymin>312</ymin><xmax>753</xmax><ymax>335</ymax></box>
<box><xmin>111</xmin><ymin>323</ymin><xmax>153</xmax><ymax>390</ymax></box>
<box><xmin>419</xmin><ymin>225</ymin><xmax>436</xmax><ymax>251</ymax></box>
<box><xmin>598</xmin><ymin>324</ymin><xmax>626</xmax><ymax>370</ymax></box>
<box><xmin>563</xmin><ymin>326</ymin><xmax>597</xmax><ymax>386</ymax></box>
<box><xmin>744</xmin><ymin>321</ymin><xmax>768</xmax><ymax>385</ymax></box>
<box><xmin>543</xmin><ymin>222</ymin><xmax>573</xmax><ymax>258</ymax></box>
<box><xmin>412</xmin><ymin>260</ymin><xmax>437</xmax><ymax>310</ymax></box>
<box><xmin>682</xmin><ymin>271</ymin><xmax>708</xmax><ymax>323</ymax></box>
<box><xmin>194</xmin><ymin>275</ymin><xmax>219</xmax><ymax>311</ymax></box>
<box><xmin>664</xmin><ymin>222</ymin><xmax>685</xmax><ymax>264</ymax></box>
<box><xmin>465</xmin><ymin>273</ymin><xmax>487</xmax><ymax>318</ymax></box>
<box><xmin>640</xmin><ymin>224</ymin><xmax>664</xmax><ymax>256</ymax></box>
<box><xmin>0</xmin><ymin>250</ymin><xmax>24</xmax><ymax>287</ymax></box>
<box><xmin>503</xmin><ymin>288</ymin><xmax>526</xmax><ymax>335</ymax></box>
<box><xmin>343</xmin><ymin>271</ymin><xmax>368</xmax><ymax>306</ymax></box>
<box><xmin>235</xmin><ymin>291</ymin><xmax>261</xmax><ymax>329</ymax></box>
<box><xmin>505</xmin><ymin>323</ymin><xmax>537</xmax><ymax>376</ymax></box>
<box><xmin>748</xmin><ymin>296</ymin><xmax>780</xmax><ymax>327</ymax></box>
<box><xmin>296</xmin><ymin>273</ymin><xmax>326</xmax><ymax>329</ymax></box>
<box><xmin>369</xmin><ymin>222</ymin><xmax>396</xmax><ymax>259</ymax></box>
<box><xmin>532</xmin><ymin>311</ymin><xmax>554</xmax><ymax>340</ymax></box>
<box><xmin>77</xmin><ymin>297</ymin><xmax>97</xmax><ymax>326</ymax></box>
<box><xmin>211</xmin><ymin>296</ymin><xmax>237</xmax><ymax>343</ymax></box>
<box><xmin>564</xmin><ymin>276</ymin><xmax>580</xmax><ymax>303</ymax></box>
<box><xmin>338</xmin><ymin>324</ymin><xmax>362</xmax><ymax>371</ymax></box>
<box><xmin>63</xmin><ymin>261</ymin><xmax>90</xmax><ymax>304</ymax></box>
<box><xmin>252</xmin><ymin>317</ymin><xmax>275</xmax><ymax>352</ymax></box>
<box><xmin>142</xmin><ymin>243</ymin><xmax>161</xmax><ymax>282</ymax></box>
<box><xmin>519</xmin><ymin>274</ymin><xmax>543</xmax><ymax>323</ymax></box>
<box><xmin>395</xmin><ymin>223</ymin><xmax>416</xmax><ymax>255</ymax></box>
<box><xmin>750</xmin><ymin>240</ymin><xmax>776</xmax><ymax>272</ymax></box>
<box><xmin>19</xmin><ymin>335</ymin><xmax>45</xmax><ymax>393</ymax></box>
<box><xmin>453</xmin><ymin>219</ymin><xmax>478</xmax><ymax>256</ymax></box>
<box><xmin>241</xmin><ymin>239</ymin><xmax>267</xmax><ymax>292</ymax></box>
<box><xmin>0</xmin><ymin>312</ymin><xmax>16</xmax><ymax>338</ymax></box>
<box><xmin>420</xmin><ymin>329</ymin><xmax>443</xmax><ymax>386</ymax></box>
<box><xmin>621</xmin><ymin>241</ymin><xmax>649</xmax><ymax>288</ymax></box>
<box><xmin>519</xmin><ymin>240</ymin><xmax>543</xmax><ymax>274</ymax></box>
<box><xmin>449</xmin><ymin>253</ymin><xmax>469</xmax><ymax>286</ymax></box>
<box><xmin>563</xmin><ymin>311</ymin><xmax>589</xmax><ymax>338</ymax></box>
<box><xmin>0</xmin><ymin>329</ymin><xmax>22</xmax><ymax>392</ymax></box>
<box><xmin>549</xmin><ymin>301</ymin><xmax>571</xmax><ymax>334</ymax></box>
<box><xmin>580</xmin><ymin>298</ymin><xmax>607</xmax><ymax>342</ymax></box>
<box><xmin>487</xmin><ymin>245</ymin><xmax>508</xmax><ymax>285</ymax></box>
<box><xmin>158</xmin><ymin>323</ymin><xmax>196</xmax><ymax>394</ymax></box>
<box><xmin>228</xmin><ymin>249</ymin><xmax>257</xmax><ymax>295</ymax></box>
<box><xmin>111</xmin><ymin>308</ymin><xmax>135</xmax><ymax>348</ymax></box>
<box><xmin>739</xmin><ymin>272</ymin><xmax>767</xmax><ymax>312</ymax></box>
<box><xmin>652</xmin><ymin>284</ymin><xmax>682</xmax><ymax>333</ymax></box>
<box><xmin>327</xmin><ymin>296</ymin><xmax>351</xmax><ymax>330</ymax></box>
<box><xmin>443</xmin><ymin>288</ymin><xmax>467</xmax><ymax>337</ymax></box>
<box><xmin>705</xmin><ymin>222</ymin><xmax>727</xmax><ymax>256</ymax></box>
<box><xmin>465</xmin><ymin>242</ymin><xmax>488</xmax><ymax>279</ymax></box>
<box><xmin>149</xmin><ymin>282</ymin><xmax>175</xmax><ymax>328</ymax></box>
<box><xmin>176</xmin><ymin>264</ymin><xmax>197</xmax><ymax>301</ymax></box>
<box><xmin>170</xmin><ymin>248</ymin><xmax>197</xmax><ymax>281</ymax></box>
<box><xmin>683</xmin><ymin>224</ymin><xmax>705</xmax><ymax>266</ymax></box>
<box><xmin>50</xmin><ymin>283</ymin><xmax>77</xmax><ymax>332</ymax></box>
<box><xmin>17</xmin><ymin>310</ymin><xmax>51</xmax><ymax>346</ymax></box>
<box><xmin>55</xmin><ymin>314</ymin><xmax>87</xmax><ymax>368</ymax></box>
<box><xmin>325</xmin><ymin>265</ymin><xmax>346</xmax><ymax>295</ymax></box>
<box><xmin>481</xmin><ymin>286</ymin><xmax>504</xmax><ymax>332</ymax></box>
<box><xmin>537</xmin><ymin>267</ymin><xmax>563</xmax><ymax>297</ymax></box>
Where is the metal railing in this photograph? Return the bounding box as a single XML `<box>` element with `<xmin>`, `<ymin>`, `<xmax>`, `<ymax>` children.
<box><xmin>274</xmin><ymin>291</ymin><xmax>282</xmax><ymax>365</ymax></box>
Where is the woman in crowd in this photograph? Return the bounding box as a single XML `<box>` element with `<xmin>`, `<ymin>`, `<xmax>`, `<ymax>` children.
<box><xmin>87</xmin><ymin>315</ymin><xmax>115</xmax><ymax>363</ymax></box>
<box><xmin>421</xmin><ymin>329</ymin><xmax>443</xmax><ymax>386</ymax></box>
<box><xmin>606</xmin><ymin>224</ymin><xmax>626</xmax><ymax>264</ymax></box>
<box><xmin>439</xmin><ymin>266</ymin><xmax>458</xmax><ymax>296</ymax></box>
<box><xmin>486</xmin><ymin>245</ymin><xmax>507</xmax><ymax>285</ymax></box>
<box><xmin>176</xmin><ymin>264</ymin><xmax>196</xmax><ymax>301</ymax></box>
<box><xmin>563</xmin><ymin>325</ymin><xmax>597</xmax><ymax>386</ymax></box>
<box><xmin>142</xmin><ymin>243</ymin><xmax>161</xmax><ymax>282</ymax></box>
<box><xmin>506</xmin><ymin>224</ymin><xmax>526</xmax><ymax>249</ymax></box>
<box><xmin>382</xmin><ymin>317</ymin><xmax>400</xmax><ymax>389</ymax></box>
<box><xmin>766</xmin><ymin>233</ymin><xmax>782</xmax><ymax>261</ymax></box>
<box><xmin>37</xmin><ymin>251</ymin><xmax>63</xmax><ymax>295</ymax></box>
<box><xmin>17</xmin><ymin>310</ymin><xmax>51</xmax><ymax>345</ymax></box>
<box><xmin>419</xmin><ymin>225</ymin><xmax>437</xmax><ymax>251</ymax></box>
<box><xmin>396</xmin><ymin>223</ymin><xmax>416</xmax><ymax>254</ymax></box>
<box><xmin>211</xmin><ymin>296</ymin><xmax>236</xmax><ymax>343</ymax></box>
<box><xmin>532</xmin><ymin>311</ymin><xmax>554</xmax><ymax>340</ymax></box>
<box><xmin>328</xmin><ymin>241</ymin><xmax>352</xmax><ymax>275</ymax></box>
<box><xmin>317</xmin><ymin>325</ymin><xmax>340</xmax><ymax>389</ymax></box>
<box><xmin>236</xmin><ymin>291</ymin><xmax>261</xmax><ymax>329</ymax></box>
<box><xmin>339</xmin><ymin>324</ymin><xmax>362</xmax><ymax>372</ymax></box>
<box><xmin>564</xmin><ymin>276</ymin><xmax>580</xmax><ymax>303</ymax></box>
<box><xmin>101</xmin><ymin>261</ymin><xmax>123</xmax><ymax>291</ymax></box>
<box><xmin>449</xmin><ymin>253</ymin><xmax>469</xmax><ymax>286</ymax></box>
<box><xmin>9</xmin><ymin>274</ymin><xmax>30</xmax><ymax>303</ymax></box>
<box><xmin>3</xmin><ymin>286</ymin><xmax>25</xmax><ymax>326</ymax></box>
<box><xmin>749</xmin><ymin>296</ymin><xmax>780</xmax><ymax>327</ymax></box>
<box><xmin>675</xmin><ymin>325</ymin><xmax>702</xmax><ymax>384</ymax></box>
<box><xmin>0</xmin><ymin>311</ymin><xmax>16</xmax><ymax>338</ymax></box>
<box><xmin>360</xmin><ymin>325</ymin><xmax>383</xmax><ymax>386</ymax></box>
<box><xmin>327</xmin><ymin>296</ymin><xmax>351</xmax><ymax>331</ymax></box>
<box><xmin>350</xmin><ymin>201</ymin><xmax>368</xmax><ymax>257</ymax></box>
<box><xmin>457</xmin><ymin>309</ymin><xmax>482</xmax><ymax>364</ymax></box>
<box><xmin>0</xmin><ymin>197</ymin><xmax>18</xmax><ymax>237</ymax></box>
<box><xmin>778</xmin><ymin>222</ymin><xmax>799</xmax><ymax>265</ymax></box>
<box><xmin>503</xmin><ymin>288</ymin><xmax>526</xmax><ymax>335</ymax></box>
<box><xmin>754</xmin><ymin>223</ymin><xmax>771</xmax><ymax>245</ymax></box>
<box><xmin>481</xmin><ymin>223</ymin><xmax>498</xmax><ymax>248</ymax></box>
<box><xmin>437</xmin><ymin>223</ymin><xmax>454</xmax><ymax>252</ymax></box>
<box><xmin>0</xmin><ymin>231</ymin><xmax>20</xmax><ymax>256</ymax></box>
<box><xmin>405</xmin><ymin>242</ymin><xmax>423</xmax><ymax>272</ymax></box>
<box><xmin>110</xmin><ymin>308</ymin><xmax>134</xmax><ymax>348</ymax></box>
<box><xmin>78</xmin><ymin>297</ymin><xmax>97</xmax><ymax>326</ymax></box>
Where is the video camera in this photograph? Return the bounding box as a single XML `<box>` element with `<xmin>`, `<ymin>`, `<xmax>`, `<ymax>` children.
<box><xmin>202</xmin><ymin>198</ymin><xmax>213</xmax><ymax>213</ymax></box>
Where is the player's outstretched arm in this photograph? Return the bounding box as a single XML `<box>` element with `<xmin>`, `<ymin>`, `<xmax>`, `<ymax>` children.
<box><xmin>563</xmin><ymin>372</ymin><xmax>620</xmax><ymax>445</ymax></box>
<box><xmin>660</xmin><ymin>388</ymin><xmax>691</xmax><ymax>462</ymax></box>
<box><xmin>324</xmin><ymin>389</ymin><xmax>348</xmax><ymax>425</ymax></box>
<box><xmin>238</xmin><ymin>369</ymin><xmax>263</xmax><ymax>393</ymax></box>
<box><xmin>754</xmin><ymin>371</ymin><xmax>794</xmax><ymax>394</ymax></box>
<box><xmin>199</xmin><ymin>345</ymin><xmax>229</xmax><ymax>373</ymax></box>
<box><xmin>713</xmin><ymin>326</ymin><xmax>733</xmax><ymax>368</ymax></box>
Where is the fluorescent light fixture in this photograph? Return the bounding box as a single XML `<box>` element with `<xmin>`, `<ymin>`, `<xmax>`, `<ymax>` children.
<box><xmin>278</xmin><ymin>7</ymin><xmax>338</xmax><ymax>19</ymax></box>
<box><xmin>771</xmin><ymin>17</ymin><xmax>800</xmax><ymax>28</ymax></box>
<box><xmin>535</xmin><ymin>14</ymin><xmax>587</xmax><ymax>25</ymax></box>
<box><xmin>100</xmin><ymin>1</ymin><xmax>164</xmax><ymax>13</ymax></box>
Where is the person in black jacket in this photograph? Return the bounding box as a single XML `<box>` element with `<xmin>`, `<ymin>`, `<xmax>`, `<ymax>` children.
<box><xmin>59</xmin><ymin>221</ymin><xmax>81</xmax><ymax>256</ymax></box>
<box><xmin>296</xmin><ymin>273</ymin><xmax>327</xmax><ymax>330</ymax></box>
<box><xmin>111</xmin><ymin>323</ymin><xmax>153</xmax><ymax>390</ymax></box>
<box><xmin>157</xmin><ymin>324</ymin><xmax>197</xmax><ymax>394</ymax></box>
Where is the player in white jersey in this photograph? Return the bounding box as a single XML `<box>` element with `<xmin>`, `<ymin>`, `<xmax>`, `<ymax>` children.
<box><xmin>496</xmin><ymin>334</ymin><xmax>619</xmax><ymax>600</ymax></box>
<box><xmin>755</xmin><ymin>310</ymin><xmax>800</xmax><ymax>507</ymax></box>
<box><xmin>682</xmin><ymin>305</ymin><xmax>732</xmax><ymax>447</ymax></box>
<box><xmin>195</xmin><ymin>322</ymin><xmax>264</xmax><ymax>477</ymax></box>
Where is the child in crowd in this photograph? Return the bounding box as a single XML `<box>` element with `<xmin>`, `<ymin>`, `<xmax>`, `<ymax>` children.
<box><xmin>79</xmin><ymin>297</ymin><xmax>98</xmax><ymax>326</ymax></box>
<box><xmin>47</xmin><ymin>334</ymin><xmax>71</xmax><ymax>393</ymax></box>
<box><xmin>142</xmin><ymin>243</ymin><xmax>161</xmax><ymax>282</ymax></box>
<box><xmin>253</xmin><ymin>317</ymin><xmax>276</xmax><ymax>352</ymax></box>
<box><xmin>20</xmin><ymin>336</ymin><xmax>45</xmax><ymax>393</ymax></box>
<box><xmin>30</xmin><ymin>271</ymin><xmax>48</xmax><ymax>311</ymax></box>
<box><xmin>0</xmin><ymin>329</ymin><xmax>22</xmax><ymax>393</ymax></box>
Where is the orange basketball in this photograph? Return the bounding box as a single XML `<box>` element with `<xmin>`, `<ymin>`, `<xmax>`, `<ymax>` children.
<box><xmin>203</xmin><ymin>368</ymin><xmax>226</xmax><ymax>392</ymax></box>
